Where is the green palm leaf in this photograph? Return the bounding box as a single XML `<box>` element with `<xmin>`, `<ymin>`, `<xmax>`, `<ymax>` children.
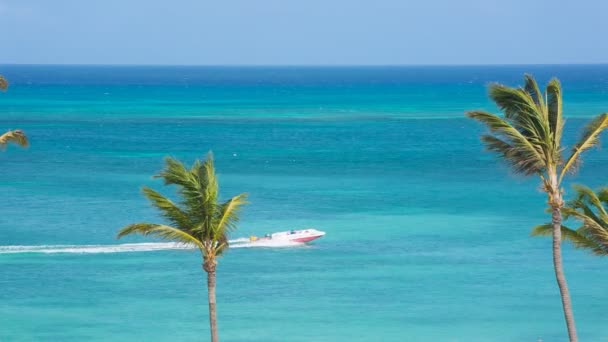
<box><xmin>564</xmin><ymin>199</ymin><xmax>604</xmax><ymax>228</ymax></box>
<box><xmin>569</xmin><ymin>185</ymin><xmax>608</xmax><ymax>219</ymax></box>
<box><xmin>534</xmin><ymin>185</ymin><xmax>608</xmax><ymax>256</ymax></box>
<box><xmin>488</xmin><ymin>82</ymin><xmax>549</xmax><ymax>143</ymax></box>
<box><xmin>198</xmin><ymin>153</ymin><xmax>219</xmax><ymax>235</ymax></box>
<box><xmin>142</xmin><ymin>187</ymin><xmax>193</xmax><ymax>230</ymax></box>
<box><xmin>563</xmin><ymin>209</ymin><xmax>608</xmax><ymax>245</ymax></box>
<box><xmin>466</xmin><ymin>110</ymin><xmax>545</xmax><ymax>174</ymax></box>
<box><xmin>523</xmin><ymin>74</ymin><xmax>546</xmax><ymax>112</ymax></box>
<box><xmin>531</xmin><ymin>223</ymin><xmax>605</xmax><ymax>254</ymax></box>
<box><xmin>546</xmin><ymin>78</ymin><xmax>564</xmax><ymax>152</ymax></box>
<box><xmin>560</xmin><ymin>113</ymin><xmax>608</xmax><ymax>182</ymax></box>
<box><xmin>597</xmin><ymin>187</ymin><xmax>608</xmax><ymax>205</ymax></box>
<box><xmin>215</xmin><ymin>193</ymin><xmax>248</xmax><ymax>238</ymax></box>
<box><xmin>117</xmin><ymin>223</ymin><xmax>204</xmax><ymax>250</ymax></box>
<box><xmin>479</xmin><ymin>135</ymin><xmax>542</xmax><ymax>174</ymax></box>
<box><xmin>156</xmin><ymin>156</ymin><xmax>206</xmax><ymax>221</ymax></box>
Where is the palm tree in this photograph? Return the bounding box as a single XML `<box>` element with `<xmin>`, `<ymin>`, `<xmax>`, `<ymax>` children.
<box><xmin>117</xmin><ymin>153</ymin><xmax>248</xmax><ymax>342</ymax></box>
<box><xmin>0</xmin><ymin>75</ymin><xmax>7</xmax><ymax>91</ymax></box>
<box><xmin>533</xmin><ymin>185</ymin><xmax>608</xmax><ymax>255</ymax></box>
<box><xmin>0</xmin><ymin>75</ymin><xmax>29</xmax><ymax>150</ymax></box>
<box><xmin>0</xmin><ymin>130</ymin><xmax>29</xmax><ymax>149</ymax></box>
<box><xmin>466</xmin><ymin>74</ymin><xmax>608</xmax><ymax>342</ymax></box>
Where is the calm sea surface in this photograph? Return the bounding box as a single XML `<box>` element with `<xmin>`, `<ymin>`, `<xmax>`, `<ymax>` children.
<box><xmin>1</xmin><ymin>65</ymin><xmax>608</xmax><ymax>341</ymax></box>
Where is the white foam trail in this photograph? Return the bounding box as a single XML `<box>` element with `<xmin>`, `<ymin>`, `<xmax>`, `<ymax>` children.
<box><xmin>0</xmin><ymin>238</ymin><xmax>304</xmax><ymax>255</ymax></box>
<box><xmin>228</xmin><ymin>238</ymin><xmax>250</xmax><ymax>244</ymax></box>
<box><xmin>0</xmin><ymin>242</ymin><xmax>192</xmax><ymax>254</ymax></box>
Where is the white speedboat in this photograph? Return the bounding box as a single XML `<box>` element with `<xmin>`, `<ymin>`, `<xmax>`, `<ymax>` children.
<box><xmin>249</xmin><ymin>229</ymin><xmax>325</xmax><ymax>243</ymax></box>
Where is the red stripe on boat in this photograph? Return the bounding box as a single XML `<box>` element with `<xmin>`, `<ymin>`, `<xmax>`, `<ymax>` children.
<box><xmin>292</xmin><ymin>235</ymin><xmax>322</xmax><ymax>243</ymax></box>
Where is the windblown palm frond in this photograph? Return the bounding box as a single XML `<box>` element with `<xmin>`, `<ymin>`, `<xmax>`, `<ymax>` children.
<box><xmin>156</xmin><ymin>156</ymin><xmax>206</xmax><ymax>222</ymax></box>
<box><xmin>118</xmin><ymin>223</ymin><xmax>204</xmax><ymax>250</ymax></box>
<box><xmin>568</xmin><ymin>185</ymin><xmax>608</xmax><ymax>219</ymax></box>
<box><xmin>533</xmin><ymin>185</ymin><xmax>608</xmax><ymax>256</ymax></box>
<box><xmin>0</xmin><ymin>75</ymin><xmax>7</xmax><ymax>91</ymax></box>
<box><xmin>142</xmin><ymin>187</ymin><xmax>193</xmax><ymax>230</ymax></box>
<box><xmin>560</xmin><ymin>114</ymin><xmax>608</xmax><ymax>181</ymax></box>
<box><xmin>214</xmin><ymin>193</ymin><xmax>248</xmax><ymax>241</ymax></box>
<box><xmin>597</xmin><ymin>188</ymin><xmax>608</xmax><ymax>204</ymax></box>
<box><xmin>0</xmin><ymin>130</ymin><xmax>29</xmax><ymax>149</ymax></box>
<box><xmin>489</xmin><ymin>80</ymin><xmax>549</xmax><ymax>142</ymax></box>
<box><xmin>198</xmin><ymin>154</ymin><xmax>219</xmax><ymax>236</ymax></box>
<box><xmin>466</xmin><ymin>110</ymin><xmax>545</xmax><ymax>175</ymax></box>
<box><xmin>523</xmin><ymin>74</ymin><xmax>546</xmax><ymax>111</ymax></box>
<box><xmin>531</xmin><ymin>223</ymin><xmax>606</xmax><ymax>255</ymax></box>
<box><xmin>546</xmin><ymin>78</ymin><xmax>564</xmax><ymax>153</ymax></box>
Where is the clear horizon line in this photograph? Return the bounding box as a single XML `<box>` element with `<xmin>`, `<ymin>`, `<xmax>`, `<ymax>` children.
<box><xmin>2</xmin><ymin>62</ymin><xmax>608</xmax><ymax>68</ymax></box>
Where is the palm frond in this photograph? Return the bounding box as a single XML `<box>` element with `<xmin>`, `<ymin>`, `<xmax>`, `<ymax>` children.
<box><xmin>202</xmin><ymin>153</ymin><xmax>218</xmax><ymax>199</ymax></box>
<box><xmin>157</xmin><ymin>157</ymin><xmax>199</xmax><ymax>190</ymax></box>
<box><xmin>546</xmin><ymin>78</ymin><xmax>564</xmax><ymax>153</ymax></box>
<box><xmin>142</xmin><ymin>187</ymin><xmax>193</xmax><ymax>231</ymax></box>
<box><xmin>466</xmin><ymin>110</ymin><xmax>545</xmax><ymax>174</ymax></box>
<box><xmin>578</xmin><ymin>222</ymin><xmax>608</xmax><ymax>248</ymax></box>
<box><xmin>531</xmin><ymin>223</ymin><xmax>581</xmax><ymax>241</ymax></box>
<box><xmin>117</xmin><ymin>223</ymin><xmax>204</xmax><ymax>250</ymax></box>
<box><xmin>523</xmin><ymin>74</ymin><xmax>546</xmax><ymax>113</ymax></box>
<box><xmin>488</xmin><ymin>82</ymin><xmax>549</xmax><ymax>144</ymax></box>
<box><xmin>201</xmin><ymin>152</ymin><xmax>219</xmax><ymax>219</ymax></box>
<box><xmin>214</xmin><ymin>193</ymin><xmax>249</xmax><ymax>239</ymax></box>
<box><xmin>0</xmin><ymin>75</ymin><xmax>7</xmax><ymax>91</ymax></box>
<box><xmin>570</xmin><ymin>184</ymin><xmax>608</xmax><ymax>218</ymax></box>
<box><xmin>564</xmin><ymin>199</ymin><xmax>604</xmax><ymax>228</ymax></box>
<box><xmin>156</xmin><ymin>156</ymin><xmax>205</xmax><ymax>222</ymax></box>
<box><xmin>479</xmin><ymin>135</ymin><xmax>543</xmax><ymax>174</ymax></box>
<box><xmin>187</xmin><ymin>153</ymin><xmax>220</xmax><ymax>236</ymax></box>
<box><xmin>558</xmin><ymin>186</ymin><xmax>608</xmax><ymax>255</ymax></box>
<box><xmin>569</xmin><ymin>215</ymin><xmax>608</xmax><ymax>256</ymax></box>
<box><xmin>531</xmin><ymin>223</ymin><xmax>605</xmax><ymax>254</ymax></box>
<box><xmin>0</xmin><ymin>130</ymin><xmax>29</xmax><ymax>149</ymax></box>
<box><xmin>530</xmin><ymin>223</ymin><xmax>553</xmax><ymax>237</ymax></box>
<box><xmin>597</xmin><ymin>187</ymin><xmax>608</xmax><ymax>205</ymax></box>
<box><xmin>564</xmin><ymin>207</ymin><xmax>608</xmax><ymax>245</ymax></box>
<box><xmin>560</xmin><ymin>113</ymin><xmax>608</xmax><ymax>181</ymax></box>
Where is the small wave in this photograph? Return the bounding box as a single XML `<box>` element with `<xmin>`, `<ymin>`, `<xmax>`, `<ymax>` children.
<box><xmin>0</xmin><ymin>239</ymin><xmax>304</xmax><ymax>255</ymax></box>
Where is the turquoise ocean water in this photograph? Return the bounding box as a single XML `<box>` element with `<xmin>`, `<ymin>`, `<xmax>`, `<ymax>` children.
<box><xmin>1</xmin><ymin>65</ymin><xmax>607</xmax><ymax>341</ymax></box>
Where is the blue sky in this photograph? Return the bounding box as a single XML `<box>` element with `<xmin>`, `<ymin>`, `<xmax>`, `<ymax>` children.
<box><xmin>1</xmin><ymin>0</ymin><xmax>607</xmax><ymax>65</ymax></box>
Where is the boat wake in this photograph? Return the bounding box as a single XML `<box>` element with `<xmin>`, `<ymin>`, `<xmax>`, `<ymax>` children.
<box><xmin>0</xmin><ymin>243</ymin><xmax>191</xmax><ymax>254</ymax></box>
<box><xmin>0</xmin><ymin>238</ymin><xmax>304</xmax><ymax>255</ymax></box>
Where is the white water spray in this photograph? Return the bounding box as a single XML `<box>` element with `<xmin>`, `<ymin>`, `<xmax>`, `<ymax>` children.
<box><xmin>0</xmin><ymin>238</ymin><xmax>304</xmax><ymax>255</ymax></box>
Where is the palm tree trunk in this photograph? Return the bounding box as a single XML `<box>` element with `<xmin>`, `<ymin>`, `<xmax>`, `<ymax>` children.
<box><xmin>206</xmin><ymin>268</ymin><xmax>219</xmax><ymax>342</ymax></box>
<box><xmin>551</xmin><ymin>203</ymin><xmax>578</xmax><ymax>342</ymax></box>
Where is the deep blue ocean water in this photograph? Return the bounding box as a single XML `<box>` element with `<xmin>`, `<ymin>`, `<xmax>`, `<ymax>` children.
<box><xmin>1</xmin><ymin>65</ymin><xmax>608</xmax><ymax>341</ymax></box>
